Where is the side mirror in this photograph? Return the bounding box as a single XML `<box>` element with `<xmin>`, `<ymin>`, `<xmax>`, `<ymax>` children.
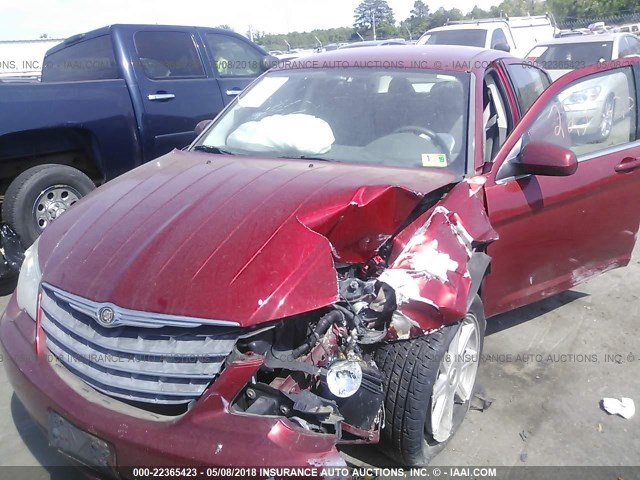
<box><xmin>517</xmin><ymin>141</ymin><xmax>578</xmax><ymax>177</ymax></box>
<box><xmin>195</xmin><ymin>119</ymin><xmax>213</xmax><ymax>136</ymax></box>
<box><xmin>261</xmin><ymin>54</ymin><xmax>279</xmax><ymax>72</ymax></box>
<box><xmin>493</xmin><ymin>42</ymin><xmax>511</xmax><ymax>52</ymax></box>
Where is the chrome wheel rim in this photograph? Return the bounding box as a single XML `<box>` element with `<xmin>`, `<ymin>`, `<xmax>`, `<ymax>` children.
<box><xmin>33</xmin><ymin>185</ymin><xmax>81</xmax><ymax>230</ymax></box>
<box><xmin>430</xmin><ymin>314</ymin><xmax>480</xmax><ymax>443</ymax></box>
<box><xmin>599</xmin><ymin>99</ymin><xmax>614</xmax><ymax>139</ymax></box>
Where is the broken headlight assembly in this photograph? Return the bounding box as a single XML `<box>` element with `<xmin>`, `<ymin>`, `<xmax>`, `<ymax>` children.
<box><xmin>16</xmin><ymin>237</ymin><xmax>42</xmax><ymax>320</ymax></box>
<box><xmin>229</xmin><ymin>266</ymin><xmax>391</xmax><ymax>443</ymax></box>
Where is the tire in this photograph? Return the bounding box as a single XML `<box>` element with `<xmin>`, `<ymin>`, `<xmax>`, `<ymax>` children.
<box><xmin>2</xmin><ymin>165</ymin><xmax>95</xmax><ymax>246</ymax></box>
<box><xmin>0</xmin><ymin>272</ymin><xmax>18</xmax><ymax>297</ymax></box>
<box><xmin>375</xmin><ymin>296</ymin><xmax>486</xmax><ymax>465</ymax></box>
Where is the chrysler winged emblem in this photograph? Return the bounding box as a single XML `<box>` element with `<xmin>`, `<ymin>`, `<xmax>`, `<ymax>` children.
<box><xmin>97</xmin><ymin>306</ymin><xmax>116</xmax><ymax>327</ymax></box>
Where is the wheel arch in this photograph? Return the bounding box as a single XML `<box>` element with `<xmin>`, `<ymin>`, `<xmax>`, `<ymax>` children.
<box><xmin>0</xmin><ymin>127</ymin><xmax>104</xmax><ymax>198</ymax></box>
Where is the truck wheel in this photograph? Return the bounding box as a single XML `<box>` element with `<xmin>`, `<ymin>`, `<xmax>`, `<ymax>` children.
<box><xmin>375</xmin><ymin>296</ymin><xmax>486</xmax><ymax>465</ymax></box>
<box><xmin>3</xmin><ymin>165</ymin><xmax>95</xmax><ymax>246</ymax></box>
<box><xmin>0</xmin><ymin>273</ymin><xmax>18</xmax><ymax>297</ymax></box>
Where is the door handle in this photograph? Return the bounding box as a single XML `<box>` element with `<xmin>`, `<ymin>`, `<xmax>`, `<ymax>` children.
<box><xmin>226</xmin><ymin>88</ymin><xmax>242</xmax><ymax>96</ymax></box>
<box><xmin>148</xmin><ymin>93</ymin><xmax>176</xmax><ymax>101</ymax></box>
<box><xmin>615</xmin><ymin>157</ymin><xmax>640</xmax><ymax>173</ymax></box>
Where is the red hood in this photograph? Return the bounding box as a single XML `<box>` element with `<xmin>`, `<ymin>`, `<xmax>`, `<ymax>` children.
<box><xmin>39</xmin><ymin>150</ymin><xmax>458</xmax><ymax>326</ymax></box>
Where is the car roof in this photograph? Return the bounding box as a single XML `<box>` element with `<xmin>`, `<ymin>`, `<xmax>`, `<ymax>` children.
<box><xmin>535</xmin><ymin>33</ymin><xmax>628</xmax><ymax>46</ymax></box>
<box><xmin>275</xmin><ymin>45</ymin><xmax>513</xmax><ymax>73</ymax></box>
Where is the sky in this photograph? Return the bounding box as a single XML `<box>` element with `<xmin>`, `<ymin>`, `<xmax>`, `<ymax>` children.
<box><xmin>0</xmin><ymin>0</ymin><xmax>502</xmax><ymax>41</ymax></box>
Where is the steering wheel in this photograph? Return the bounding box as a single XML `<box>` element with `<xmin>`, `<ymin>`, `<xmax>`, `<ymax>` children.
<box><xmin>393</xmin><ymin>125</ymin><xmax>451</xmax><ymax>155</ymax></box>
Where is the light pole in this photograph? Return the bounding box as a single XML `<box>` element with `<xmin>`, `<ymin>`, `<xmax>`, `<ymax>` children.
<box><xmin>372</xmin><ymin>10</ymin><xmax>377</xmax><ymax>40</ymax></box>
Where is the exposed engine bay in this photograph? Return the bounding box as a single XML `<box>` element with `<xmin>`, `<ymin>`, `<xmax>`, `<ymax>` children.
<box><xmin>230</xmin><ymin>268</ymin><xmax>392</xmax><ymax>442</ymax></box>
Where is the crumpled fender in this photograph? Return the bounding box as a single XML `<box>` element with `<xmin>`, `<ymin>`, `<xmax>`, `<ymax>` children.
<box><xmin>378</xmin><ymin>179</ymin><xmax>498</xmax><ymax>339</ymax></box>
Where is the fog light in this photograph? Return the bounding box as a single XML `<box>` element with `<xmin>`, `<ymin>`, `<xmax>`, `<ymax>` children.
<box><xmin>327</xmin><ymin>360</ymin><xmax>362</xmax><ymax>398</ymax></box>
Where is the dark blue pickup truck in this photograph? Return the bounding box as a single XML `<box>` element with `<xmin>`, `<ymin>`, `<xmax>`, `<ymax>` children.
<box><xmin>0</xmin><ymin>24</ymin><xmax>270</xmax><ymax>292</ymax></box>
<box><xmin>0</xmin><ymin>24</ymin><xmax>270</xmax><ymax>242</ymax></box>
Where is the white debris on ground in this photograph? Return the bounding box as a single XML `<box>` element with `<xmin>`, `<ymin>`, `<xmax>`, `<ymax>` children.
<box><xmin>601</xmin><ymin>397</ymin><xmax>635</xmax><ymax>419</ymax></box>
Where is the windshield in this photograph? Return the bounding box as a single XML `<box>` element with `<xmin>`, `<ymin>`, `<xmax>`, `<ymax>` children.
<box><xmin>424</xmin><ymin>29</ymin><xmax>487</xmax><ymax>47</ymax></box>
<box><xmin>533</xmin><ymin>42</ymin><xmax>613</xmax><ymax>69</ymax></box>
<box><xmin>195</xmin><ymin>68</ymin><xmax>470</xmax><ymax>174</ymax></box>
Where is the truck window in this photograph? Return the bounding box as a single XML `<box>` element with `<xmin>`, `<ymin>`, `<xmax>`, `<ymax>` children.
<box><xmin>505</xmin><ymin>64</ymin><xmax>550</xmax><ymax>114</ymax></box>
<box><xmin>205</xmin><ymin>33</ymin><xmax>263</xmax><ymax>77</ymax></box>
<box><xmin>490</xmin><ymin>29</ymin><xmax>509</xmax><ymax>49</ymax></box>
<box><xmin>42</xmin><ymin>35</ymin><xmax>119</xmax><ymax>82</ymax></box>
<box><xmin>135</xmin><ymin>31</ymin><xmax>205</xmax><ymax>79</ymax></box>
<box><xmin>425</xmin><ymin>29</ymin><xmax>487</xmax><ymax>48</ymax></box>
<box><xmin>619</xmin><ymin>36</ymin><xmax>640</xmax><ymax>57</ymax></box>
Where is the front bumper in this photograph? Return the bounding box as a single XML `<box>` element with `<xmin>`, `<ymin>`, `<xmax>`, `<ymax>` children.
<box><xmin>0</xmin><ymin>295</ymin><xmax>346</xmax><ymax>471</ymax></box>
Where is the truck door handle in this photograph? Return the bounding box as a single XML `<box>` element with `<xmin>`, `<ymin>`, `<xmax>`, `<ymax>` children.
<box><xmin>226</xmin><ymin>88</ymin><xmax>242</xmax><ymax>96</ymax></box>
<box><xmin>615</xmin><ymin>156</ymin><xmax>640</xmax><ymax>173</ymax></box>
<box><xmin>148</xmin><ymin>93</ymin><xmax>176</xmax><ymax>101</ymax></box>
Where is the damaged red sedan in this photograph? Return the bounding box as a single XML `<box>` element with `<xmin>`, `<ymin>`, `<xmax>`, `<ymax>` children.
<box><xmin>3</xmin><ymin>46</ymin><xmax>640</xmax><ymax>472</ymax></box>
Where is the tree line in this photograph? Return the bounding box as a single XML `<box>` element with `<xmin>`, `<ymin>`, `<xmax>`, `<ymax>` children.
<box><xmin>243</xmin><ymin>0</ymin><xmax>640</xmax><ymax>51</ymax></box>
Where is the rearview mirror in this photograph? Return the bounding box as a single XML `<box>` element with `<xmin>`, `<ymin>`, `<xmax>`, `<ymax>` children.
<box><xmin>195</xmin><ymin>119</ymin><xmax>213</xmax><ymax>136</ymax></box>
<box><xmin>493</xmin><ymin>43</ymin><xmax>511</xmax><ymax>52</ymax></box>
<box><xmin>517</xmin><ymin>141</ymin><xmax>578</xmax><ymax>177</ymax></box>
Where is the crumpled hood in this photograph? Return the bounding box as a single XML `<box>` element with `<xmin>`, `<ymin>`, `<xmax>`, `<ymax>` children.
<box><xmin>39</xmin><ymin>150</ymin><xmax>458</xmax><ymax>326</ymax></box>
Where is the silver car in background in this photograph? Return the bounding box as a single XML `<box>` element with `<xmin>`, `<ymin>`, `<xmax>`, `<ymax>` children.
<box><xmin>527</xmin><ymin>33</ymin><xmax>640</xmax><ymax>141</ymax></box>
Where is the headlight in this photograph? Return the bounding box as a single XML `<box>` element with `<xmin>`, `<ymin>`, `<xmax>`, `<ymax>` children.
<box><xmin>562</xmin><ymin>86</ymin><xmax>602</xmax><ymax>105</ymax></box>
<box><xmin>16</xmin><ymin>238</ymin><xmax>42</xmax><ymax>320</ymax></box>
<box><xmin>327</xmin><ymin>360</ymin><xmax>362</xmax><ymax>398</ymax></box>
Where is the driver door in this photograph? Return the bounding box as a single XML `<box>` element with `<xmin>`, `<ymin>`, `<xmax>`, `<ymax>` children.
<box><xmin>482</xmin><ymin>59</ymin><xmax>640</xmax><ymax>317</ymax></box>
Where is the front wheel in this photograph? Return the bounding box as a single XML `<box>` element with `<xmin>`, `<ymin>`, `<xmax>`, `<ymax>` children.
<box><xmin>375</xmin><ymin>296</ymin><xmax>486</xmax><ymax>465</ymax></box>
<box><xmin>2</xmin><ymin>165</ymin><xmax>95</xmax><ymax>246</ymax></box>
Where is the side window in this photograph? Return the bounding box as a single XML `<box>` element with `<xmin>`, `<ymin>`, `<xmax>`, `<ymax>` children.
<box><xmin>618</xmin><ymin>37</ymin><xmax>632</xmax><ymax>58</ymax></box>
<box><xmin>625</xmin><ymin>36</ymin><xmax>640</xmax><ymax>55</ymax></box>
<box><xmin>523</xmin><ymin>68</ymin><xmax>636</xmax><ymax>160</ymax></box>
<box><xmin>490</xmin><ymin>29</ymin><xmax>508</xmax><ymax>49</ymax></box>
<box><xmin>205</xmin><ymin>33</ymin><xmax>263</xmax><ymax>77</ymax></box>
<box><xmin>506</xmin><ymin>64</ymin><xmax>550</xmax><ymax>114</ymax></box>
<box><xmin>483</xmin><ymin>72</ymin><xmax>511</xmax><ymax>162</ymax></box>
<box><xmin>42</xmin><ymin>35</ymin><xmax>118</xmax><ymax>82</ymax></box>
<box><xmin>135</xmin><ymin>31</ymin><xmax>205</xmax><ymax>79</ymax></box>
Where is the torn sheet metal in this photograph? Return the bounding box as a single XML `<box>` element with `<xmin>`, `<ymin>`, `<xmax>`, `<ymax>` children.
<box><xmin>379</xmin><ymin>182</ymin><xmax>498</xmax><ymax>335</ymax></box>
<box><xmin>299</xmin><ymin>185</ymin><xmax>425</xmax><ymax>264</ymax></box>
<box><xmin>0</xmin><ymin>223</ymin><xmax>24</xmax><ymax>281</ymax></box>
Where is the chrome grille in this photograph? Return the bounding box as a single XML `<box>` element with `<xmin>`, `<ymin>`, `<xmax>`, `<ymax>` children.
<box><xmin>40</xmin><ymin>284</ymin><xmax>241</xmax><ymax>405</ymax></box>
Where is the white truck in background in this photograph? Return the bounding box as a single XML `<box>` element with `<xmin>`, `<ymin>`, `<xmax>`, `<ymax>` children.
<box><xmin>417</xmin><ymin>15</ymin><xmax>558</xmax><ymax>58</ymax></box>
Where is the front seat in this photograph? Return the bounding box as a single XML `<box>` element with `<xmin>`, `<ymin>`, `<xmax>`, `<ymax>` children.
<box><xmin>375</xmin><ymin>76</ymin><xmax>419</xmax><ymax>136</ymax></box>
